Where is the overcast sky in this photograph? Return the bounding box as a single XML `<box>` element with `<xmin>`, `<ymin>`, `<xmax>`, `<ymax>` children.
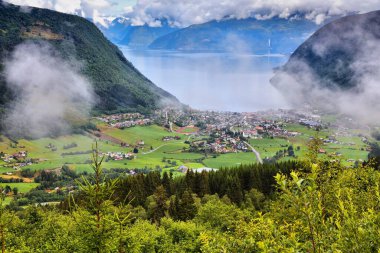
<box><xmin>4</xmin><ymin>0</ymin><xmax>380</xmax><ymax>27</ymax></box>
<box><xmin>4</xmin><ymin>0</ymin><xmax>136</xmax><ymax>26</ymax></box>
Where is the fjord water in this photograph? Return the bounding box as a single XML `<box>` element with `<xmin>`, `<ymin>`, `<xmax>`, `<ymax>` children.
<box><xmin>122</xmin><ymin>48</ymin><xmax>289</xmax><ymax>112</ymax></box>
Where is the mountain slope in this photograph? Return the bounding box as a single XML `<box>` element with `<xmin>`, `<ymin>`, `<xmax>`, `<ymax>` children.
<box><xmin>0</xmin><ymin>2</ymin><xmax>179</xmax><ymax>115</ymax></box>
<box><xmin>149</xmin><ymin>17</ymin><xmax>320</xmax><ymax>54</ymax></box>
<box><xmin>272</xmin><ymin>11</ymin><xmax>380</xmax><ymax>91</ymax></box>
<box><xmin>118</xmin><ymin>25</ymin><xmax>178</xmax><ymax>48</ymax></box>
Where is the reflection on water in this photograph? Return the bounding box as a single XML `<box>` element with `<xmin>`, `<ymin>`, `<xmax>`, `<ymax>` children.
<box><xmin>121</xmin><ymin>47</ymin><xmax>289</xmax><ymax>112</ymax></box>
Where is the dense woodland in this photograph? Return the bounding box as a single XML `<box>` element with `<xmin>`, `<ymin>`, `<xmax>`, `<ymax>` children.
<box><xmin>0</xmin><ymin>140</ymin><xmax>379</xmax><ymax>252</ymax></box>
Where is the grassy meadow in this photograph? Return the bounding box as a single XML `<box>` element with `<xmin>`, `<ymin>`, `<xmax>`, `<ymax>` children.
<box><xmin>0</xmin><ymin>183</ymin><xmax>39</xmax><ymax>193</ymax></box>
<box><xmin>0</xmin><ymin>122</ymin><xmax>371</xmax><ymax>195</ymax></box>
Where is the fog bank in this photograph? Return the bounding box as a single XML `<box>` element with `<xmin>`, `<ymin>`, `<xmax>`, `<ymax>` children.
<box><xmin>4</xmin><ymin>42</ymin><xmax>94</xmax><ymax>138</ymax></box>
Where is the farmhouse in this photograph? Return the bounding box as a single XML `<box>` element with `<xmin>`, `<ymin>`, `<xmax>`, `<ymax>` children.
<box><xmin>12</xmin><ymin>151</ymin><xmax>28</xmax><ymax>160</ymax></box>
<box><xmin>162</xmin><ymin>136</ymin><xmax>181</xmax><ymax>141</ymax></box>
<box><xmin>178</xmin><ymin>165</ymin><xmax>189</xmax><ymax>173</ymax></box>
<box><xmin>299</xmin><ymin>119</ymin><xmax>321</xmax><ymax>128</ymax></box>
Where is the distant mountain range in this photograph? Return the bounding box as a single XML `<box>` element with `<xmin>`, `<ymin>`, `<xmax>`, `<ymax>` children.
<box><xmin>0</xmin><ymin>2</ymin><xmax>180</xmax><ymax>115</ymax></box>
<box><xmin>149</xmin><ymin>18</ymin><xmax>321</xmax><ymax>54</ymax></box>
<box><xmin>96</xmin><ymin>17</ymin><xmax>130</xmax><ymax>43</ymax></box>
<box><xmin>101</xmin><ymin>16</ymin><xmax>325</xmax><ymax>55</ymax></box>
<box><xmin>101</xmin><ymin>18</ymin><xmax>178</xmax><ymax>48</ymax></box>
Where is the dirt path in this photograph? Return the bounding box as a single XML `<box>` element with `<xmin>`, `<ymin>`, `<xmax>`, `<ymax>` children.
<box><xmin>92</xmin><ymin>131</ymin><xmax>124</xmax><ymax>145</ymax></box>
<box><xmin>244</xmin><ymin>141</ymin><xmax>263</xmax><ymax>164</ymax></box>
<box><xmin>141</xmin><ymin>141</ymin><xmax>185</xmax><ymax>155</ymax></box>
<box><xmin>141</xmin><ymin>143</ymin><xmax>171</xmax><ymax>155</ymax></box>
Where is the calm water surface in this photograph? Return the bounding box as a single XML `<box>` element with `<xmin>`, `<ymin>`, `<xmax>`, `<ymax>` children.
<box><xmin>121</xmin><ymin>48</ymin><xmax>289</xmax><ymax>112</ymax></box>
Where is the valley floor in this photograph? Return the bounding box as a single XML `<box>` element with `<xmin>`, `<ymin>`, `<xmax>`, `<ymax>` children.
<box><xmin>0</xmin><ymin>109</ymin><xmax>373</xmax><ymax>203</ymax></box>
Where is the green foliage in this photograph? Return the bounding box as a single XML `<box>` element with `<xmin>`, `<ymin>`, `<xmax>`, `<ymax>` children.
<box><xmin>306</xmin><ymin>133</ymin><xmax>324</xmax><ymax>165</ymax></box>
<box><xmin>1</xmin><ymin>161</ymin><xmax>380</xmax><ymax>252</ymax></box>
<box><xmin>2</xmin><ymin>140</ymin><xmax>380</xmax><ymax>252</ymax></box>
<box><xmin>146</xmin><ymin>185</ymin><xmax>168</xmax><ymax>223</ymax></box>
<box><xmin>175</xmin><ymin>190</ymin><xmax>197</xmax><ymax>221</ymax></box>
<box><xmin>70</xmin><ymin>142</ymin><xmax>122</xmax><ymax>252</ymax></box>
<box><xmin>195</xmin><ymin>197</ymin><xmax>249</xmax><ymax>232</ymax></box>
<box><xmin>113</xmin><ymin>160</ymin><xmax>300</xmax><ymax>210</ymax></box>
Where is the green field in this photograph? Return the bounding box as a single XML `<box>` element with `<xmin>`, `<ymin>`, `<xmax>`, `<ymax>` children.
<box><xmin>0</xmin><ymin>167</ymin><xmax>14</xmax><ymax>174</ymax></box>
<box><xmin>0</xmin><ymin>183</ymin><xmax>39</xmax><ymax>193</ymax></box>
<box><xmin>203</xmin><ymin>152</ymin><xmax>257</xmax><ymax>168</ymax></box>
<box><xmin>284</xmin><ymin>124</ymin><xmax>369</xmax><ymax>165</ymax></box>
<box><xmin>249</xmin><ymin>138</ymin><xmax>291</xmax><ymax>159</ymax></box>
<box><xmin>0</xmin><ymin>123</ymin><xmax>371</xmax><ymax>193</ymax></box>
<box><xmin>0</xmin><ymin>125</ymin><xmax>198</xmax><ymax>174</ymax></box>
<box><xmin>102</xmin><ymin>125</ymin><xmax>186</xmax><ymax>148</ymax></box>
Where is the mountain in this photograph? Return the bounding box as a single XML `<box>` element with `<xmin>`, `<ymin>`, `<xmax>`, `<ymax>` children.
<box><xmin>99</xmin><ymin>17</ymin><xmax>131</xmax><ymax>43</ymax></box>
<box><xmin>148</xmin><ymin>17</ymin><xmax>321</xmax><ymax>54</ymax></box>
<box><xmin>119</xmin><ymin>25</ymin><xmax>178</xmax><ymax>49</ymax></box>
<box><xmin>272</xmin><ymin>11</ymin><xmax>380</xmax><ymax>91</ymax></box>
<box><xmin>101</xmin><ymin>18</ymin><xmax>178</xmax><ymax>48</ymax></box>
<box><xmin>0</xmin><ymin>2</ymin><xmax>179</xmax><ymax>115</ymax></box>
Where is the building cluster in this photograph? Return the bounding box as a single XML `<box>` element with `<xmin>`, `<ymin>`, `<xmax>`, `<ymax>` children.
<box><xmin>97</xmin><ymin>113</ymin><xmax>152</xmax><ymax>129</ymax></box>
<box><xmin>162</xmin><ymin>136</ymin><xmax>181</xmax><ymax>142</ymax></box>
<box><xmin>2</xmin><ymin>151</ymin><xmax>28</xmax><ymax>162</ymax></box>
<box><xmin>103</xmin><ymin>152</ymin><xmax>136</xmax><ymax>161</ymax></box>
<box><xmin>153</xmin><ymin>108</ymin><xmax>325</xmax><ymax>154</ymax></box>
<box><xmin>110</xmin><ymin>119</ymin><xmax>151</xmax><ymax>129</ymax></box>
<box><xmin>97</xmin><ymin>113</ymin><xmax>144</xmax><ymax>123</ymax></box>
<box><xmin>0</xmin><ymin>151</ymin><xmax>35</xmax><ymax>170</ymax></box>
<box><xmin>155</xmin><ymin>108</ymin><xmax>324</xmax><ymax>138</ymax></box>
<box><xmin>190</xmin><ymin>133</ymin><xmax>249</xmax><ymax>154</ymax></box>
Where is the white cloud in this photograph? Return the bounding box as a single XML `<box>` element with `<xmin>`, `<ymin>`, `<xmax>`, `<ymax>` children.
<box><xmin>4</xmin><ymin>0</ymin><xmax>114</xmax><ymax>27</ymax></box>
<box><xmin>5</xmin><ymin>0</ymin><xmax>77</xmax><ymax>13</ymax></box>
<box><xmin>5</xmin><ymin>0</ymin><xmax>380</xmax><ymax>27</ymax></box>
<box><xmin>53</xmin><ymin>0</ymin><xmax>80</xmax><ymax>14</ymax></box>
<box><xmin>123</xmin><ymin>5</ymin><xmax>133</xmax><ymax>13</ymax></box>
<box><xmin>80</xmin><ymin>0</ymin><xmax>111</xmax><ymax>17</ymax></box>
<box><xmin>4</xmin><ymin>42</ymin><xmax>94</xmax><ymax>138</ymax></box>
<box><xmin>271</xmin><ymin>21</ymin><xmax>380</xmax><ymax>124</ymax></box>
<box><xmin>127</xmin><ymin>0</ymin><xmax>380</xmax><ymax>27</ymax></box>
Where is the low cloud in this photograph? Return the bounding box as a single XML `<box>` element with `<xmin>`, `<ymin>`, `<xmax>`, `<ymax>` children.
<box><xmin>272</xmin><ymin>18</ymin><xmax>380</xmax><ymax>124</ymax></box>
<box><xmin>4</xmin><ymin>42</ymin><xmax>94</xmax><ymax>138</ymax></box>
<box><xmin>127</xmin><ymin>0</ymin><xmax>380</xmax><ymax>27</ymax></box>
<box><xmin>5</xmin><ymin>0</ymin><xmax>380</xmax><ymax>28</ymax></box>
<box><xmin>4</xmin><ymin>0</ymin><xmax>113</xmax><ymax>27</ymax></box>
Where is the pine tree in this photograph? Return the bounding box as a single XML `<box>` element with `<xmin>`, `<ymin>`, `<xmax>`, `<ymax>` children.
<box><xmin>307</xmin><ymin>133</ymin><xmax>323</xmax><ymax>165</ymax></box>
<box><xmin>177</xmin><ymin>190</ymin><xmax>197</xmax><ymax>221</ymax></box>
<box><xmin>145</xmin><ymin>171</ymin><xmax>161</xmax><ymax>196</ymax></box>
<box><xmin>150</xmin><ymin>185</ymin><xmax>168</xmax><ymax>223</ymax></box>
<box><xmin>161</xmin><ymin>172</ymin><xmax>172</xmax><ymax>196</ymax></box>
<box><xmin>185</xmin><ymin>170</ymin><xmax>195</xmax><ymax>191</ymax></box>
<box><xmin>72</xmin><ymin>142</ymin><xmax>120</xmax><ymax>253</ymax></box>
<box><xmin>168</xmin><ymin>195</ymin><xmax>180</xmax><ymax>220</ymax></box>
<box><xmin>194</xmin><ymin>171</ymin><xmax>210</xmax><ymax>197</ymax></box>
<box><xmin>226</xmin><ymin>175</ymin><xmax>243</xmax><ymax>204</ymax></box>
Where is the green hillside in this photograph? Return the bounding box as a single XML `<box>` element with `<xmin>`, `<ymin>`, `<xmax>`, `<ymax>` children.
<box><xmin>0</xmin><ymin>1</ymin><xmax>179</xmax><ymax>115</ymax></box>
